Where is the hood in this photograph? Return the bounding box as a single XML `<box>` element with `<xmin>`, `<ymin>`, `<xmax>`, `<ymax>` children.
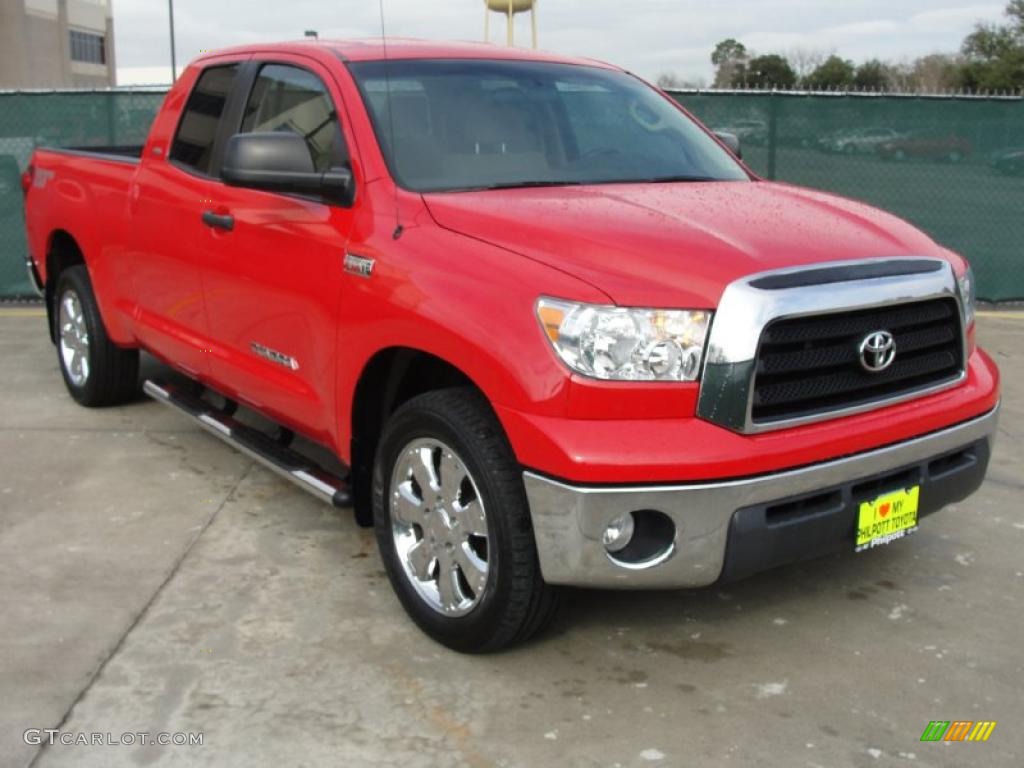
<box><xmin>423</xmin><ymin>181</ymin><xmax>947</xmax><ymax>307</ymax></box>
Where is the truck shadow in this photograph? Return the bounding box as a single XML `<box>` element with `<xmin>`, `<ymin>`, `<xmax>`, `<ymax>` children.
<box><xmin>552</xmin><ymin>539</ymin><xmax>933</xmax><ymax>644</ymax></box>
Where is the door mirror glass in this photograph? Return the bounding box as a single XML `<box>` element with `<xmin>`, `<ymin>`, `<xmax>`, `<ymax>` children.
<box><xmin>221</xmin><ymin>132</ymin><xmax>354</xmax><ymax>205</ymax></box>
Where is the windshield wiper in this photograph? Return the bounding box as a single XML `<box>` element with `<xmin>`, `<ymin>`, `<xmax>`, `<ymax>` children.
<box><xmin>447</xmin><ymin>177</ymin><xmax>719</xmax><ymax>192</ymax></box>
<box><xmin>642</xmin><ymin>175</ymin><xmax>718</xmax><ymax>183</ymax></box>
<box><xmin>464</xmin><ymin>180</ymin><xmax>587</xmax><ymax>191</ymax></box>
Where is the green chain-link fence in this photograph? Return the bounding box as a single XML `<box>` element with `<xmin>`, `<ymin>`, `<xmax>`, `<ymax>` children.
<box><xmin>0</xmin><ymin>89</ymin><xmax>166</xmax><ymax>297</ymax></box>
<box><xmin>0</xmin><ymin>88</ymin><xmax>1022</xmax><ymax>299</ymax></box>
<box><xmin>670</xmin><ymin>90</ymin><xmax>1024</xmax><ymax>301</ymax></box>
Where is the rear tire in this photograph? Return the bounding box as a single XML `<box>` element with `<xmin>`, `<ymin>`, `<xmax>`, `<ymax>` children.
<box><xmin>372</xmin><ymin>388</ymin><xmax>559</xmax><ymax>652</ymax></box>
<box><xmin>54</xmin><ymin>265</ymin><xmax>139</xmax><ymax>407</ymax></box>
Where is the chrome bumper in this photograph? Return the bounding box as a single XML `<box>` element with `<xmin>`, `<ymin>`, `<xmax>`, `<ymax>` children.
<box><xmin>524</xmin><ymin>405</ymin><xmax>999</xmax><ymax>588</ymax></box>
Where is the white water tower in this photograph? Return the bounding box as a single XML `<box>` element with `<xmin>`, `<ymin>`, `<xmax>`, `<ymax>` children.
<box><xmin>484</xmin><ymin>0</ymin><xmax>538</xmax><ymax>48</ymax></box>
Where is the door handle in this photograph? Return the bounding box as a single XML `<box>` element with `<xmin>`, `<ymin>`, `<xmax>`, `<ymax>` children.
<box><xmin>201</xmin><ymin>210</ymin><xmax>234</xmax><ymax>231</ymax></box>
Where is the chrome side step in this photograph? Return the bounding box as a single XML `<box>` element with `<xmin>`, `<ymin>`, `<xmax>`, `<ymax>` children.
<box><xmin>143</xmin><ymin>379</ymin><xmax>352</xmax><ymax>508</ymax></box>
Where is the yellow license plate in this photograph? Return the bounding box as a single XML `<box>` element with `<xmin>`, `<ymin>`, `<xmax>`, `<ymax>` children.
<box><xmin>855</xmin><ymin>486</ymin><xmax>920</xmax><ymax>552</ymax></box>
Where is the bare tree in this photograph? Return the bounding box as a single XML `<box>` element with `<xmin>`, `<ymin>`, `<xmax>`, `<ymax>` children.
<box><xmin>656</xmin><ymin>71</ymin><xmax>684</xmax><ymax>89</ymax></box>
<box><xmin>912</xmin><ymin>53</ymin><xmax>963</xmax><ymax>92</ymax></box>
<box><xmin>883</xmin><ymin>59</ymin><xmax>916</xmax><ymax>92</ymax></box>
<box><xmin>788</xmin><ymin>47</ymin><xmax>833</xmax><ymax>81</ymax></box>
<box><xmin>659</xmin><ymin>72</ymin><xmax>708</xmax><ymax>89</ymax></box>
<box><xmin>656</xmin><ymin>71</ymin><xmax>708</xmax><ymax>89</ymax></box>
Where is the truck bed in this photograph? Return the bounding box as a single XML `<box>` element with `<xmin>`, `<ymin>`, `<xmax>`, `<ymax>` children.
<box><xmin>46</xmin><ymin>145</ymin><xmax>143</xmax><ymax>163</ymax></box>
<box><xmin>23</xmin><ymin>145</ymin><xmax>143</xmax><ymax>313</ymax></box>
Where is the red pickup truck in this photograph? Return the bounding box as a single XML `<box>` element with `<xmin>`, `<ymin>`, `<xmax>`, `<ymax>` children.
<box><xmin>23</xmin><ymin>40</ymin><xmax>999</xmax><ymax>652</ymax></box>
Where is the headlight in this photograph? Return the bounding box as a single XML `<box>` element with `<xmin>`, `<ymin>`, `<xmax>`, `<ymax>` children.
<box><xmin>957</xmin><ymin>265</ymin><xmax>976</xmax><ymax>327</ymax></box>
<box><xmin>536</xmin><ymin>298</ymin><xmax>712</xmax><ymax>382</ymax></box>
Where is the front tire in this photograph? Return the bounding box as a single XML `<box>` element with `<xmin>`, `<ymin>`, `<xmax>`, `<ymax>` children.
<box><xmin>54</xmin><ymin>265</ymin><xmax>139</xmax><ymax>407</ymax></box>
<box><xmin>372</xmin><ymin>388</ymin><xmax>559</xmax><ymax>652</ymax></box>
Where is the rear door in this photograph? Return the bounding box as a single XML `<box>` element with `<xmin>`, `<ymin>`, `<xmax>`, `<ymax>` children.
<box><xmin>128</xmin><ymin>62</ymin><xmax>244</xmax><ymax>376</ymax></box>
<box><xmin>199</xmin><ymin>56</ymin><xmax>359</xmax><ymax>442</ymax></box>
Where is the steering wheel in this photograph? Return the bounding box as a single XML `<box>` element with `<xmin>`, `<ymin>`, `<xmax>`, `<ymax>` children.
<box><xmin>630</xmin><ymin>100</ymin><xmax>667</xmax><ymax>132</ymax></box>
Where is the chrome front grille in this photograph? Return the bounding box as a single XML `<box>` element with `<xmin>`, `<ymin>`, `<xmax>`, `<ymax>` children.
<box><xmin>697</xmin><ymin>258</ymin><xmax>968</xmax><ymax>434</ymax></box>
<box><xmin>751</xmin><ymin>298</ymin><xmax>964</xmax><ymax>424</ymax></box>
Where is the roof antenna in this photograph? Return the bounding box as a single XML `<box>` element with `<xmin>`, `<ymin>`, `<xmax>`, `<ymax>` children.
<box><xmin>379</xmin><ymin>0</ymin><xmax>403</xmax><ymax>240</ymax></box>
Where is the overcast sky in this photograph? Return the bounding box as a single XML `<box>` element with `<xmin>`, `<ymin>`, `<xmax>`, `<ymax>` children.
<box><xmin>112</xmin><ymin>0</ymin><xmax>1008</xmax><ymax>85</ymax></box>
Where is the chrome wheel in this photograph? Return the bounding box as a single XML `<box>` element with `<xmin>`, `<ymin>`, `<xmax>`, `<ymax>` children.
<box><xmin>389</xmin><ymin>438</ymin><xmax>490</xmax><ymax>616</ymax></box>
<box><xmin>59</xmin><ymin>289</ymin><xmax>90</xmax><ymax>387</ymax></box>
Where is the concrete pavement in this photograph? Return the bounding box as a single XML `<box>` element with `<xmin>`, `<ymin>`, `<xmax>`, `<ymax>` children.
<box><xmin>1</xmin><ymin>309</ymin><xmax>1021</xmax><ymax>768</ymax></box>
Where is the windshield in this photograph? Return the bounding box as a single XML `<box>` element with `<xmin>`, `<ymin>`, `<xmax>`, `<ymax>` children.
<box><xmin>348</xmin><ymin>59</ymin><xmax>750</xmax><ymax>192</ymax></box>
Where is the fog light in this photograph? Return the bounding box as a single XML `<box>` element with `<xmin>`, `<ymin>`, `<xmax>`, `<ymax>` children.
<box><xmin>602</xmin><ymin>513</ymin><xmax>636</xmax><ymax>553</ymax></box>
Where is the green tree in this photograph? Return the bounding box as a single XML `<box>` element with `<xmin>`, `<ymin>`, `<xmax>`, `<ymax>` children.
<box><xmin>711</xmin><ymin>38</ymin><xmax>748</xmax><ymax>87</ymax></box>
<box><xmin>1010</xmin><ymin>0</ymin><xmax>1024</xmax><ymax>32</ymax></box>
<box><xmin>959</xmin><ymin>1</ymin><xmax>1024</xmax><ymax>90</ymax></box>
<box><xmin>960</xmin><ymin>50</ymin><xmax>1024</xmax><ymax>90</ymax></box>
<box><xmin>745</xmin><ymin>54</ymin><xmax>798</xmax><ymax>89</ymax></box>
<box><xmin>805</xmin><ymin>55</ymin><xmax>856</xmax><ymax>89</ymax></box>
<box><xmin>963</xmin><ymin>23</ymin><xmax>1019</xmax><ymax>61</ymax></box>
<box><xmin>853</xmin><ymin>59</ymin><xmax>888</xmax><ymax>89</ymax></box>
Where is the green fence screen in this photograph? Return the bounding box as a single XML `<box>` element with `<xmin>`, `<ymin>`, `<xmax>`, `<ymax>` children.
<box><xmin>0</xmin><ymin>89</ymin><xmax>166</xmax><ymax>297</ymax></box>
<box><xmin>0</xmin><ymin>88</ymin><xmax>1022</xmax><ymax>299</ymax></box>
<box><xmin>670</xmin><ymin>90</ymin><xmax>1024</xmax><ymax>301</ymax></box>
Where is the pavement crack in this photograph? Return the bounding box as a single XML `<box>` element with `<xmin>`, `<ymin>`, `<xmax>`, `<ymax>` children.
<box><xmin>25</xmin><ymin>460</ymin><xmax>256</xmax><ymax>768</ymax></box>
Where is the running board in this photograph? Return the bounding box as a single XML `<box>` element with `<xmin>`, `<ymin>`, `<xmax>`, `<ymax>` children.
<box><xmin>143</xmin><ymin>379</ymin><xmax>352</xmax><ymax>508</ymax></box>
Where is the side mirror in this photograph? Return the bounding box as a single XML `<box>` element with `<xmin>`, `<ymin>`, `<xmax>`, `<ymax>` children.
<box><xmin>221</xmin><ymin>132</ymin><xmax>354</xmax><ymax>206</ymax></box>
<box><xmin>715</xmin><ymin>131</ymin><xmax>742</xmax><ymax>160</ymax></box>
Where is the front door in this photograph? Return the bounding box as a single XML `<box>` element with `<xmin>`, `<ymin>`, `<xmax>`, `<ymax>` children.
<box><xmin>200</xmin><ymin>59</ymin><xmax>358</xmax><ymax>442</ymax></box>
<box><xmin>129</xmin><ymin>62</ymin><xmax>243</xmax><ymax>376</ymax></box>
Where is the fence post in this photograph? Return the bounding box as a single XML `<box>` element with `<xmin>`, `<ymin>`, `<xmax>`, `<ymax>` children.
<box><xmin>767</xmin><ymin>91</ymin><xmax>778</xmax><ymax>180</ymax></box>
<box><xmin>106</xmin><ymin>93</ymin><xmax>116</xmax><ymax>145</ymax></box>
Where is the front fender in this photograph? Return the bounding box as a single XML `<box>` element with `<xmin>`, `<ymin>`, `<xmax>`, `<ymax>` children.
<box><xmin>335</xmin><ymin>222</ymin><xmax>610</xmax><ymax>460</ymax></box>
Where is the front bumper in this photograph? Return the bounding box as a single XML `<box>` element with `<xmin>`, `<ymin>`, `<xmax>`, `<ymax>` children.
<box><xmin>523</xmin><ymin>404</ymin><xmax>998</xmax><ymax>588</ymax></box>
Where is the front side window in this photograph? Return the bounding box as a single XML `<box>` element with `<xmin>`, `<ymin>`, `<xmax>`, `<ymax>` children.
<box><xmin>240</xmin><ymin>64</ymin><xmax>346</xmax><ymax>173</ymax></box>
<box><xmin>349</xmin><ymin>59</ymin><xmax>750</xmax><ymax>192</ymax></box>
<box><xmin>170</xmin><ymin>64</ymin><xmax>240</xmax><ymax>176</ymax></box>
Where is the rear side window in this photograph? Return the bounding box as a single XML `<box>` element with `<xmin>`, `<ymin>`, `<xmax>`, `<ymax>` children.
<box><xmin>240</xmin><ymin>64</ymin><xmax>347</xmax><ymax>172</ymax></box>
<box><xmin>170</xmin><ymin>64</ymin><xmax>240</xmax><ymax>175</ymax></box>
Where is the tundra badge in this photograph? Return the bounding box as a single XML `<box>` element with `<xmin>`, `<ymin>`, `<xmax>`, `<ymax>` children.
<box><xmin>250</xmin><ymin>342</ymin><xmax>300</xmax><ymax>371</ymax></box>
<box><xmin>343</xmin><ymin>253</ymin><xmax>375</xmax><ymax>278</ymax></box>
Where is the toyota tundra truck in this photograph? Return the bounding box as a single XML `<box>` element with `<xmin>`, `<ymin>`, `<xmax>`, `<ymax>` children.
<box><xmin>22</xmin><ymin>40</ymin><xmax>1000</xmax><ymax>652</ymax></box>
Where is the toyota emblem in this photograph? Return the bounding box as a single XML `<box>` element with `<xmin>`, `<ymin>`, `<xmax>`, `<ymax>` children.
<box><xmin>858</xmin><ymin>330</ymin><xmax>896</xmax><ymax>373</ymax></box>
